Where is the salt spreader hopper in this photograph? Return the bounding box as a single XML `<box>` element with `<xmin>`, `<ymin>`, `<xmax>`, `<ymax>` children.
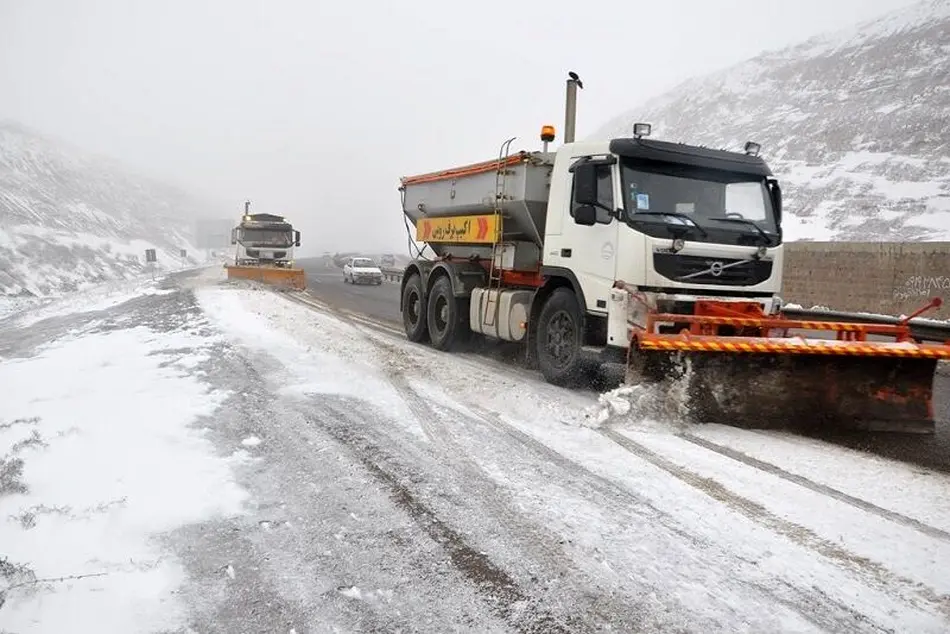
<box><xmin>225</xmin><ymin>201</ymin><xmax>305</xmax><ymax>290</ymax></box>
<box><xmin>393</xmin><ymin>71</ymin><xmax>950</xmax><ymax>434</ymax></box>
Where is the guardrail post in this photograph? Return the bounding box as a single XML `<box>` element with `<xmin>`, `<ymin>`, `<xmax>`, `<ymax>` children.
<box><xmin>379</xmin><ymin>267</ymin><xmax>403</xmax><ymax>283</ymax></box>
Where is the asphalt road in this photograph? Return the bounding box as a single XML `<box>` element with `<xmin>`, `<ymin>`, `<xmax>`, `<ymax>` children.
<box><xmin>300</xmin><ymin>260</ymin><xmax>403</xmax><ymax>326</ymax></box>
<box><xmin>297</xmin><ymin>259</ymin><xmax>950</xmax><ymax>473</ymax></box>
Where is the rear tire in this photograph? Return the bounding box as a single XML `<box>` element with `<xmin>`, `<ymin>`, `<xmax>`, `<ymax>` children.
<box><xmin>536</xmin><ymin>288</ymin><xmax>586</xmax><ymax>386</ymax></box>
<box><xmin>426</xmin><ymin>276</ymin><xmax>469</xmax><ymax>351</ymax></box>
<box><xmin>402</xmin><ymin>273</ymin><xmax>429</xmax><ymax>343</ymax></box>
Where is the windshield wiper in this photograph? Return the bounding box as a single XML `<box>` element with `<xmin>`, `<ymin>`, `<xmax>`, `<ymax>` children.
<box><xmin>630</xmin><ymin>211</ymin><xmax>709</xmax><ymax>237</ymax></box>
<box><xmin>708</xmin><ymin>216</ymin><xmax>774</xmax><ymax>246</ymax></box>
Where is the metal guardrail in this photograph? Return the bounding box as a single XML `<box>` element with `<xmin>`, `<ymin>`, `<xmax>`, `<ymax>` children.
<box><xmin>380</xmin><ymin>267</ymin><xmax>404</xmax><ymax>283</ymax></box>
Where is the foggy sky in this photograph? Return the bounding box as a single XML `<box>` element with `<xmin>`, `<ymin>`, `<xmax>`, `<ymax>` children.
<box><xmin>0</xmin><ymin>0</ymin><xmax>919</xmax><ymax>256</ymax></box>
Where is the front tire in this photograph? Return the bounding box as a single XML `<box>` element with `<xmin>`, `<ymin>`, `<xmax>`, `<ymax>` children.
<box><xmin>402</xmin><ymin>273</ymin><xmax>429</xmax><ymax>343</ymax></box>
<box><xmin>426</xmin><ymin>276</ymin><xmax>469</xmax><ymax>351</ymax></box>
<box><xmin>536</xmin><ymin>288</ymin><xmax>586</xmax><ymax>386</ymax></box>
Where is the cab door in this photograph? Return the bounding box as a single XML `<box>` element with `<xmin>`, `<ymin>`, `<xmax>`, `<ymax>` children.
<box><xmin>564</xmin><ymin>158</ymin><xmax>621</xmax><ymax>315</ymax></box>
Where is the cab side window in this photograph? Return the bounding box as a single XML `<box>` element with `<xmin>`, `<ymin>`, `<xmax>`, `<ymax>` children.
<box><xmin>570</xmin><ymin>163</ymin><xmax>614</xmax><ymax>224</ymax></box>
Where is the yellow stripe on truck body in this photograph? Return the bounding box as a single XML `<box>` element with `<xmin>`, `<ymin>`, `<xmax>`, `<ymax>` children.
<box><xmin>416</xmin><ymin>214</ymin><xmax>500</xmax><ymax>244</ymax></box>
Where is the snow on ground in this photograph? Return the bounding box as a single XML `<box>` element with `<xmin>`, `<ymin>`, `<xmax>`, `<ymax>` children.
<box><xmin>0</xmin><ymin>303</ymin><xmax>248</xmax><ymax>631</ymax></box>
<box><xmin>192</xmin><ymin>283</ymin><xmax>950</xmax><ymax>632</ymax></box>
<box><xmin>5</xmin><ymin>273</ymin><xmax>948</xmax><ymax>631</ymax></box>
<box><xmin>0</xmin><ymin>223</ymin><xmax>206</xmax><ymax>298</ymax></box>
<box><xmin>4</xmin><ymin>278</ymin><xmax>173</xmax><ymax>329</ymax></box>
<box><xmin>684</xmin><ymin>423</ymin><xmax>950</xmax><ymax>534</ymax></box>
<box><xmin>0</xmin><ymin>264</ymin><xmax>218</xmax><ymax>327</ymax></box>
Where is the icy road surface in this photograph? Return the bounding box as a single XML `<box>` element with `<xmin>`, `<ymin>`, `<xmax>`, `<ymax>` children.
<box><xmin>1</xmin><ymin>267</ymin><xmax>950</xmax><ymax>633</ymax></box>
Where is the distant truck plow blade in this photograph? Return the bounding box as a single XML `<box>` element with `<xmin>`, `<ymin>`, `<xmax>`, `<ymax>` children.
<box><xmin>225</xmin><ymin>264</ymin><xmax>306</xmax><ymax>290</ymax></box>
<box><xmin>625</xmin><ymin>296</ymin><xmax>950</xmax><ymax>434</ymax></box>
<box><xmin>225</xmin><ymin>200</ymin><xmax>305</xmax><ymax>291</ymax></box>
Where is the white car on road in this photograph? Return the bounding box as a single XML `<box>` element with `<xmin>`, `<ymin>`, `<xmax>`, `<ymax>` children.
<box><xmin>343</xmin><ymin>257</ymin><xmax>383</xmax><ymax>285</ymax></box>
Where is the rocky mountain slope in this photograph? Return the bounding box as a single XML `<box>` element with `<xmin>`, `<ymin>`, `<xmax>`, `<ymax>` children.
<box><xmin>0</xmin><ymin>122</ymin><xmax>228</xmax><ymax>297</ymax></box>
<box><xmin>592</xmin><ymin>0</ymin><xmax>950</xmax><ymax>242</ymax></box>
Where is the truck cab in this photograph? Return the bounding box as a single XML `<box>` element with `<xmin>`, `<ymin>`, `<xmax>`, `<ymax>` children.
<box><xmin>541</xmin><ymin>129</ymin><xmax>784</xmax><ymax>353</ymax></box>
<box><xmin>231</xmin><ymin>210</ymin><xmax>301</xmax><ymax>268</ymax></box>
<box><xmin>397</xmin><ymin>115</ymin><xmax>785</xmax><ymax>387</ymax></box>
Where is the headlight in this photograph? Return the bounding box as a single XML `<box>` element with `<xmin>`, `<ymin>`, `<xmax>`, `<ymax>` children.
<box><xmin>756</xmin><ymin>245</ymin><xmax>768</xmax><ymax>258</ymax></box>
<box><xmin>672</xmin><ymin>238</ymin><xmax>685</xmax><ymax>252</ymax></box>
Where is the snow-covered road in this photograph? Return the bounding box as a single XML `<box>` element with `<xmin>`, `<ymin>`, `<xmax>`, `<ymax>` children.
<box><xmin>2</xmin><ymin>268</ymin><xmax>950</xmax><ymax>633</ymax></box>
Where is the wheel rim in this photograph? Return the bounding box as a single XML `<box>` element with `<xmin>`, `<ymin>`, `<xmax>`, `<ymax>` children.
<box><xmin>407</xmin><ymin>289</ymin><xmax>421</xmax><ymax>326</ymax></box>
<box><xmin>544</xmin><ymin>310</ymin><xmax>576</xmax><ymax>368</ymax></box>
<box><xmin>433</xmin><ymin>294</ymin><xmax>448</xmax><ymax>335</ymax></box>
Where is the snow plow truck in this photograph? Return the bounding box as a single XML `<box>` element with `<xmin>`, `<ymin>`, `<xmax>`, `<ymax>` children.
<box><xmin>396</xmin><ymin>71</ymin><xmax>950</xmax><ymax>435</ymax></box>
<box><xmin>226</xmin><ymin>201</ymin><xmax>305</xmax><ymax>290</ymax></box>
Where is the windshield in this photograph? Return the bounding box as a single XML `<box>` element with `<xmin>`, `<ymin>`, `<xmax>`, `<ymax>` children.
<box><xmin>239</xmin><ymin>229</ymin><xmax>294</xmax><ymax>247</ymax></box>
<box><xmin>352</xmin><ymin>258</ymin><xmax>376</xmax><ymax>267</ymax></box>
<box><xmin>620</xmin><ymin>158</ymin><xmax>779</xmax><ymax>245</ymax></box>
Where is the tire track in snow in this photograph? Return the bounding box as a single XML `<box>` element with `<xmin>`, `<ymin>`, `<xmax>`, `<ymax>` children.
<box><xmin>305</xmin><ymin>399</ymin><xmax>580</xmax><ymax>634</ymax></box>
<box><xmin>377</xmin><ymin>362</ymin><xmax>648</xmax><ymax>632</ymax></box>
<box><xmin>598</xmin><ymin>425</ymin><xmax>950</xmax><ymax>616</ymax></box>
<box><xmin>461</xmin><ymin>404</ymin><xmax>942</xmax><ymax>632</ymax></box>
<box><xmin>367</xmin><ymin>340</ymin><xmax>917</xmax><ymax>631</ymax></box>
<box><xmin>279</xmin><ymin>294</ymin><xmax>652</xmax><ymax>630</ymax></box>
<box><xmin>272</xmin><ymin>285</ymin><xmax>950</xmax><ymax>627</ymax></box>
<box><xmin>255</xmin><ymin>292</ymin><xmax>589</xmax><ymax>630</ymax></box>
<box><xmin>679</xmin><ymin>433</ymin><xmax>950</xmax><ymax>544</ymax></box>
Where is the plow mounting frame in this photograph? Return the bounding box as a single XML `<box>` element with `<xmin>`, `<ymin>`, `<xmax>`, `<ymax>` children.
<box><xmin>625</xmin><ymin>296</ymin><xmax>950</xmax><ymax>434</ymax></box>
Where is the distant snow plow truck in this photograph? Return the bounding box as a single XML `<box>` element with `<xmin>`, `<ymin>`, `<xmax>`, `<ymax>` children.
<box><xmin>225</xmin><ymin>201</ymin><xmax>305</xmax><ymax>290</ymax></box>
<box><xmin>396</xmin><ymin>71</ymin><xmax>950</xmax><ymax>435</ymax></box>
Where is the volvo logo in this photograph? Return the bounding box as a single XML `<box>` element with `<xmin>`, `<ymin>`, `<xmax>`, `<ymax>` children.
<box><xmin>676</xmin><ymin>258</ymin><xmax>748</xmax><ymax>282</ymax></box>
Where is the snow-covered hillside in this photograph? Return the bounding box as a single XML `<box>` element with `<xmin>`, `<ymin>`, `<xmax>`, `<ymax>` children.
<box><xmin>0</xmin><ymin>122</ymin><xmax>227</xmax><ymax>297</ymax></box>
<box><xmin>592</xmin><ymin>0</ymin><xmax>950</xmax><ymax>242</ymax></box>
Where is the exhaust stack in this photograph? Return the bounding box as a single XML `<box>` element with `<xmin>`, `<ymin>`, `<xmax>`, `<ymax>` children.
<box><xmin>564</xmin><ymin>71</ymin><xmax>583</xmax><ymax>144</ymax></box>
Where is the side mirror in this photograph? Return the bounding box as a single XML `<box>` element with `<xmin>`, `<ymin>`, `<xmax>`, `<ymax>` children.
<box><xmin>574</xmin><ymin>204</ymin><xmax>597</xmax><ymax>226</ymax></box>
<box><xmin>573</xmin><ymin>162</ymin><xmax>599</xmax><ymax>206</ymax></box>
<box><xmin>768</xmin><ymin>179</ymin><xmax>782</xmax><ymax>225</ymax></box>
<box><xmin>294</xmin><ymin>230</ymin><xmax>301</xmax><ymax>247</ymax></box>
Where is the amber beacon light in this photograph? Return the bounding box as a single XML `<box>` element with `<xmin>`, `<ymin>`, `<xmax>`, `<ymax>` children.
<box><xmin>541</xmin><ymin>124</ymin><xmax>556</xmax><ymax>151</ymax></box>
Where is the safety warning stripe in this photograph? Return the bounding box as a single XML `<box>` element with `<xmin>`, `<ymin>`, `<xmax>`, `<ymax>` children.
<box><xmin>637</xmin><ymin>338</ymin><xmax>950</xmax><ymax>358</ymax></box>
<box><xmin>649</xmin><ymin>315</ymin><xmax>906</xmax><ymax>333</ymax></box>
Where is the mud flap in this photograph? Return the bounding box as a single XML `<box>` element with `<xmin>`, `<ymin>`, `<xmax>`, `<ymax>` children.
<box><xmin>225</xmin><ymin>265</ymin><xmax>306</xmax><ymax>291</ymax></box>
<box><xmin>644</xmin><ymin>351</ymin><xmax>937</xmax><ymax>434</ymax></box>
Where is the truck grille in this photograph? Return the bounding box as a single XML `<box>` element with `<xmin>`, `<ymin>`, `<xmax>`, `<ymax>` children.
<box><xmin>245</xmin><ymin>250</ymin><xmax>287</xmax><ymax>258</ymax></box>
<box><xmin>652</xmin><ymin>253</ymin><xmax>773</xmax><ymax>286</ymax></box>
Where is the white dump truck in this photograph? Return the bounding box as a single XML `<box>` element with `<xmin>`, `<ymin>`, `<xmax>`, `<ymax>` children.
<box><xmin>226</xmin><ymin>200</ymin><xmax>305</xmax><ymax>289</ymax></box>
<box><xmin>395</xmin><ymin>71</ymin><xmax>950</xmax><ymax>434</ymax></box>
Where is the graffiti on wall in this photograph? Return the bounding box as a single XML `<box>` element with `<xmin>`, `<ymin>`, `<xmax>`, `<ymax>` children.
<box><xmin>893</xmin><ymin>276</ymin><xmax>950</xmax><ymax>301</ymax></box>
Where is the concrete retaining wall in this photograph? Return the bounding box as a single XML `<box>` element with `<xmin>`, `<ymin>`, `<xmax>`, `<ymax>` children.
<box><xmin>783</xmin><ymin>242</ymin><xmax>950</xmax><ymax>319</ymax></box>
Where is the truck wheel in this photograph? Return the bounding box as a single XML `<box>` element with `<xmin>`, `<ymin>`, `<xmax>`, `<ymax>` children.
<box><xmin>402</xmin><ymin>273</ymin><xmax>429</xmax><ymax>343</ymax></box>
<box><xmin>536</xmin><ymin>288</ymin><xmax>585</xmax><ymax>386</ymax></box>
<box><xmin>426</xmin><ymin>276</ymin><xmax>469</xmax><ymax>350</ymax></box>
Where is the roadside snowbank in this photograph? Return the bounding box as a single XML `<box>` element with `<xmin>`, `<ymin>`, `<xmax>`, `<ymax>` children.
<box><xmin>0</xmin><ymin>264</ymin><xmax>218</xmax><ymax>327</ymax></box>
<box><xmin>0</xmin><ymin>323</ymin><xmax>249</xmax><ymax>632</ymax></box>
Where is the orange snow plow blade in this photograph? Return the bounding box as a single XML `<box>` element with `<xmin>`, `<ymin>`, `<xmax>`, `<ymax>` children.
<box><xmin>627</xmin><ymin>297</ymin><xmax>950</xmax><ymax>434</ymax></box>
<box><xmin>225</xmin><ymin>264</ymin><xmax>306</xmax><ymax>291</ymax></box>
